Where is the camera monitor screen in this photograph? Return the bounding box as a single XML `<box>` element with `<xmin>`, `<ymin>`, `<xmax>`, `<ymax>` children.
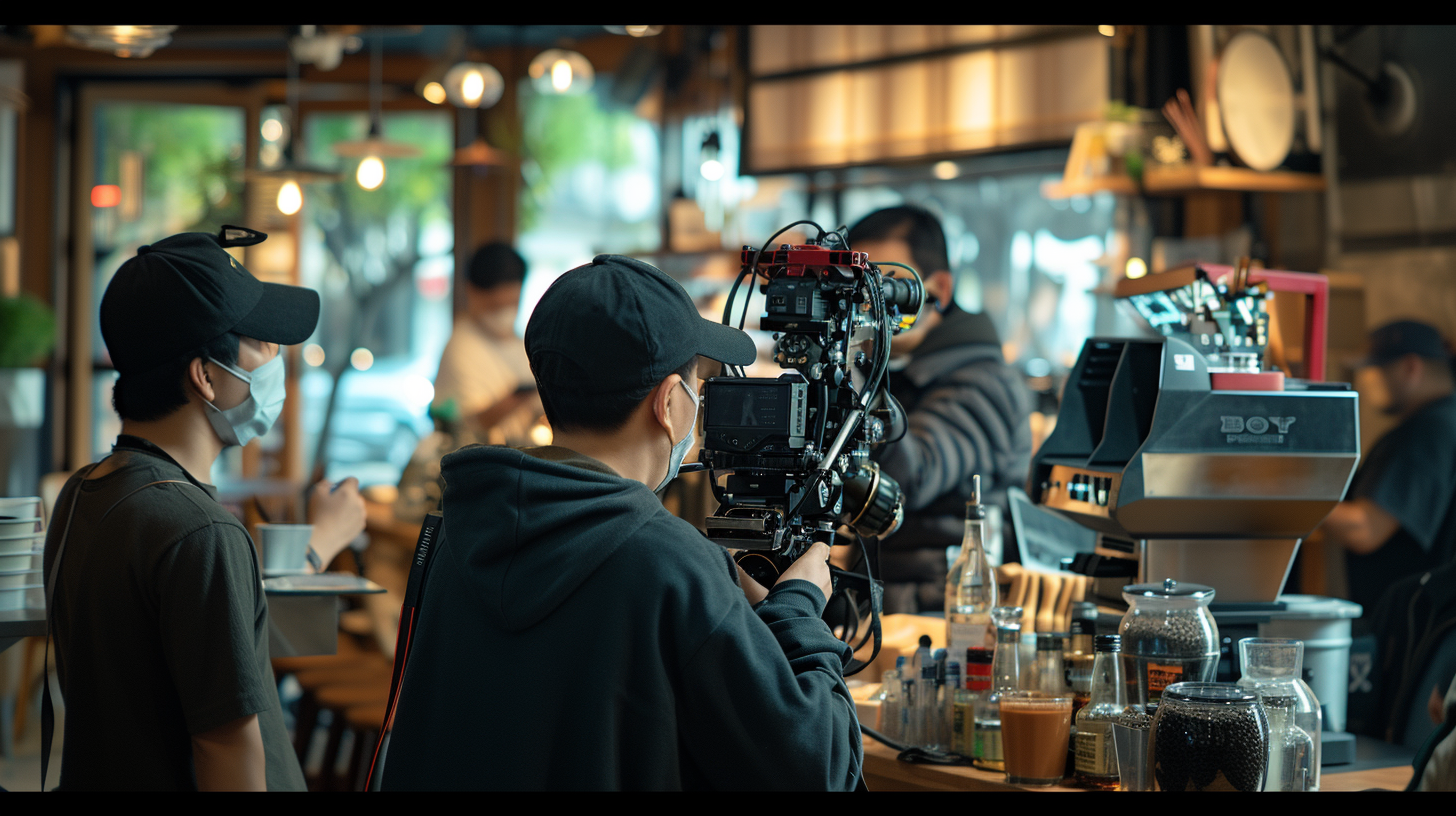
<box><xmin>706</xmin><ymin>383</ymin><xmax>789</xmax><ymax>431</ymax></box>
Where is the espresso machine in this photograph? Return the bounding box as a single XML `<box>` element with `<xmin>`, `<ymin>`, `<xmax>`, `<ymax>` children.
<box><xmin>1026</xmin><ymin>264</ymin><xmax>1365</xmax><ymax>754</ymax></box>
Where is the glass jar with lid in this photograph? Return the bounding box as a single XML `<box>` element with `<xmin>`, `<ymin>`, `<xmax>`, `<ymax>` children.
<box><xmin>1150</xmin><ymin>682</ymin><xmax>1270</xmax><ymax>792</ymax></box>
<box><xmin>1118</xmin><ymin>579</ymin><xmax>1219</xmax><ymax>706</ymax></box>
<box><xmin>1236</xmin><ymin>638</ymin><xmax>1321</xmax><ymax>791</ymax></box>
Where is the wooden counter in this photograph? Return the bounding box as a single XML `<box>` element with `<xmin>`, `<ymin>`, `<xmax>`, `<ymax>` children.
<box><xmin>861</xmin><ymin>737</ymin><xmax>1415</xmax><ymax>792</ymax></box>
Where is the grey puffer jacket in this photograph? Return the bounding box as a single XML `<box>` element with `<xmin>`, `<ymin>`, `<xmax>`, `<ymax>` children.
<box><xmin>872</xmin><ymin>307</ymin><xmax>1034</xmax><ymax>613</ymax></box>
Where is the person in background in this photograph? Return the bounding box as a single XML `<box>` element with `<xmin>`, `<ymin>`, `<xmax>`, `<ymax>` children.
<box><xmin>1320</xmin><ymin>319</ymin><xmax>1456</xmax><ymax>615</ymax></box>
<box><xmin>847</xmin><ymin>206</ymin><xmax>1034</xmax><ymax>614</ymax></box>
<box><xmin>431</xmin><ymin>241</ymin><xmax>539</xmax><ymax>446</ymax></box>
<box><xmin>382</xmin><ymin>255</ymin><xmax>862</xmax><ymax>791</ymax></box>
<box><xmin>42</xmin><ymin>227</ymin><xmax>365</xmax><ymax>791</ymax></box>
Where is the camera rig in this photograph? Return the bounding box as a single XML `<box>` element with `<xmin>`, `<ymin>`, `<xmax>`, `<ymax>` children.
<box><xmin>696</xmin><ymin>220</ymin><xmax>924</xmax><ymax>673</ymax></box>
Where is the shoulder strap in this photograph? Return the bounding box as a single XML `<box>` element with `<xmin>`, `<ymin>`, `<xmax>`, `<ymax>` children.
<box><xmin>41</xmin><ymin>473</ymin><xmax>204</xmax><ymax>791</ymax></box>
<box><xmin>366</xmin><ymin>510</ymin><xmax>445</xmax><ymax>791</ymax></box>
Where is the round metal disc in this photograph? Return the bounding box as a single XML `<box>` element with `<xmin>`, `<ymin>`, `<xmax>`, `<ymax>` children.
<box><xmin>1216</xmin><ymin>32</ymin><xmax>1296</xmax><ymax>172</ymax></box>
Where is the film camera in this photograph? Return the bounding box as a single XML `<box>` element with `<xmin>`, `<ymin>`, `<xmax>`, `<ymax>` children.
<box><xmin>694</xmin><ymin>221</ymin><xmax>924</xmax><ymax>666</ymax></box>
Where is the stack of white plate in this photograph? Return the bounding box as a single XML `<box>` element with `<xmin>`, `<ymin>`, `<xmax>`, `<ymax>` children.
<box><xmin>0</xmin><ymin>497</ymin><xmax>45</xmax><ymax>612</ymax></box>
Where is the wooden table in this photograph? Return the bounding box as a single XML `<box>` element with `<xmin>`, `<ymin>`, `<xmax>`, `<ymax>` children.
<box><xmin>861</xmin><ymin>737</ymin><xmax>1415</xmax><ymax>792</ymax></box>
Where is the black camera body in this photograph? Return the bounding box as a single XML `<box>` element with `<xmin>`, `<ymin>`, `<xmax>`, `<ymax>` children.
<box><xmin>698</xmin><ymin>236</ymin><xmax>922</xmax><ymax>588</ymax></box>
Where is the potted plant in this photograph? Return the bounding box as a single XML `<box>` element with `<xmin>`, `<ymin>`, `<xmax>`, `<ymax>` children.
<box><xmin>0</xmin><ymin>293</ymin><xmax>57</xmax><ymax>496</ymax></box>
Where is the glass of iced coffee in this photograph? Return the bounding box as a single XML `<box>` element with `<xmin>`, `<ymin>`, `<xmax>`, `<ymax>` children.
<box><xmin>999</xmin><ymin>690</ymin><xmax>1074</xmax><ymax>786</ymax></box>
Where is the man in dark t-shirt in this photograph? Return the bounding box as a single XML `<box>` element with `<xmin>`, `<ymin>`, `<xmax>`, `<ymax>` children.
<box><xmin>1320</xmin><ymin>320</ymin><xmax>1456</xmax><ymax>614</ymax></box>
<box><xmin>42</xmin><ymin>227</ymin><xmax>364</xmax><ymax>790</ymax></box>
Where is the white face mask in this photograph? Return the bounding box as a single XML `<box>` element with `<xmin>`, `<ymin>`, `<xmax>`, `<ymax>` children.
<box><xmin>476</xmin><ymin>307</ymin><xmax>518</xmax><ymax>340</ymax></box>
<box><xmin>654</xmin><ymin>379</ymin><xmax>699</xmax><ymax>493</ymax></box>
<box><xmin>203</xmin><ymin>353</ymin><xmax>286</xmax><ymax>448</ymax></box>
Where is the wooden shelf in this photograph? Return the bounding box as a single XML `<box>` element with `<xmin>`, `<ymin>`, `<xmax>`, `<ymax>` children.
<box><xmin>1042</xmin><ymin>166</ymin><xmax>1327</xmax><ymax>199</ymax></box>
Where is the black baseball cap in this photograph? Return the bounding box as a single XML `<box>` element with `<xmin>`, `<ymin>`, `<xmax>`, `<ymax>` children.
<box><xmin>525</xmin><ymin>254</ymin><xmax>756</xmax><ymax>396</ymax></box>
<box><xmin>1362</xmin><ymin>320</ymin><xmax>1450</xmax><ymax>367</ymax></box>
<box><xmin>100</xmin><ymin>226</ymin><xmax>321</xmax><ymax>375</ymax></box>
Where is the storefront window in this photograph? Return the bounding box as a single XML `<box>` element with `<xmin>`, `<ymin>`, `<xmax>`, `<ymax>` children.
<box><xmin>515</xmin><ymin>80</ymin><xmax>662</xmax><ymax>328</ymax></box>
<box><xmin>88</xmin><ymin>102</ymin><xmax>246</xmax><ymax>459</ymax></box>
<box><xmin>297</xmin><ymin>110</ymin><xmax>453</xmax><ymax>486</ymax></box>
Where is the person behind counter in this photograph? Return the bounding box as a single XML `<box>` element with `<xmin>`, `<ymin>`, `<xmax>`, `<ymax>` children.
<box><xmin>431</xmin><ymin>241</ymin><xmax>539</xmax><ymax>445</ymax></box>
<box><xmin>847</xmin><ymin>206</ymin><xmax>1034</xmax><ymax>613</ymax></box>
<box><xmin>1319</xmin><ymin>319</ymin><xmax>1456</xmax><ymax>614</ymax></box>
<box><xmin>381</xmin><ymin>255</ymin><xmax>864</xmax><ymax>791</ymax></box>
<box><xmin>42</xmin><ymin>227</ymin><xmax>365</xmax><ymax>791</ymax></box>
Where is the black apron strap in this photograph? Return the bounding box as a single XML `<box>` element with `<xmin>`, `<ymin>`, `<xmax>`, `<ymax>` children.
<box><xmin>366</xmin><ymin>511</ymin><xmax>445</xmax><ymax>791</ymax></box>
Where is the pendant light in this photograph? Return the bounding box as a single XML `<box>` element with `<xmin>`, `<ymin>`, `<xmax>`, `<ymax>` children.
<box><xmin>66</xmin><ymin>25</ymin><xmax>176</xmax><ymax>58</ymax></box>
<box><xmin>442</xmin><ymin>62</ymin><xmax>505</xmax><ymax>109</ymax></box>
<box><xmin>332</xmin><ymin>33</ymin><xmax>421</xmax><ymax>189</ymax></box>
<box><xmin>244</xmin><ymin>53</ymin><xmax>343</xmax><ymax>214</ymax></box>
<box><xmin>528</xmin><ymin>48</ymin><xmax>593</xmax><ymax>95</ymax></box>
<box><xmin>448</xmin><ymin>28</ymin><xmax>515</xmax><ymax>169</ymax></box>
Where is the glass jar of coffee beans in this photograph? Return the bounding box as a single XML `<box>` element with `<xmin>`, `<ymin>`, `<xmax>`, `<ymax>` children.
<box><xmin>1118</xmin><ymin>579</ymin><xmax>1219</xmax><ymax>707</ymax></box>
<box><xmin>1150</xmin><ymin>682</ymin><xmax>1270</xmax><ymax>792</ymax></box>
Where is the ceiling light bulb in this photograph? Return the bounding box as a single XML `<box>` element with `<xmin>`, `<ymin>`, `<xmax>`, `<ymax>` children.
<box><xmin>276</xmin><ymin>180</ymin><xmax>303</xmax><ymax>215</ymax></box>
<box><xmin>700</xmin><ymin>158</ymin><xmax>725</xmax><ymax>181</ymax></box>
<box><xmin>350</xmin><ymin>348</ymin><xmax>374</xmax><ymax>371</ymax></box>
<box><xmin>625</xmin><ymin>26</ymin><xmax>663</xmax><ymax>37</ymax></box>
<box><xmin>1125</xmin><ymin>257</ymin><xmax>1148</xmax><ymax>280</ymax></box>
<box><xmin>1099</xmin><ymin>25</ymin><xmax>1116</xmax><ymax>37</ymax></box>
<box><xmin>357</xmin><ymin>156</ymin><xmax>385</xmax><ymax>190</ymax></box>
<box><xmin>933</xmin><ymin>160</ymin><xmax>959</xmax><ymax>180</ymax></box>
<box><xmin>422</xmin><ymin>81</ymin><xmax>447</xmax><ymax>105</ymax></box>
<box><xmin>462</xmin><ymin>71</ymin><xmax>484</xmax><ymax>105</ymax></box>
<box><xmin>551</xmin><ymin>60</ymin><xmax>573</xmax><ymax>92</ymax></box>
<box><xmin>260</xmin><ymin>118</ymin><xmax>283</xmax><ymax>142</ymax></box>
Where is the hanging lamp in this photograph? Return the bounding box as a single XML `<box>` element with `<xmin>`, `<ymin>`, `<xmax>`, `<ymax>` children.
<box><xmin>332</xmin><ymin>32</ymin><xmax>421</xmax><ymax>190</ymax></box>
<box><xmin>244</xmin><ymin>52</ymin><xmax>343</xmax><ymax>212</ymax></box>
<box><xmin>528</xmin><ymin>48</ymin><xmax>593</xmax><ymax>95</ymax></box>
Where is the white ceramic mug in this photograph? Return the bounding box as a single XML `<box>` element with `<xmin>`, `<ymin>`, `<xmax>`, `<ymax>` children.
<box><xmin>257</xmin><ymin>524</ymin><xmax>314</xmax><ymax>575</ymax></box>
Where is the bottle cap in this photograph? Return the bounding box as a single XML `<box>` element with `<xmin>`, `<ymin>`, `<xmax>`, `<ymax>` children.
<box><xmin>1094</xmin><ymin>634</ymin><xmax>1122</xmax><ymax>652</ymax></box>
<box><xmin>919</xmin><ymin>634</ymin><xmax>932</xmax><ymax>648</ymax></box>
<box><xmin>895</xmin><ymin>655</ymin><xmax>906</xmax><ymax>669</ymax></box>
<box><xmin>965</xmin><ymin>647</ymin><xmax>994</xmax><ymax>665</ymax></box>
<box><xmin>964</xmin><ymin>474</ymin><xmax>986</xmax><ymax>520</ymax></box>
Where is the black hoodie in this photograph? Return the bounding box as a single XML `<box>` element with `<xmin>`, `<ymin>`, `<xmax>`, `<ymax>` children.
<box><xmin>381</xmin><ymin>444</ymin><xmax>863</xmax><ymax>790</ymax></box>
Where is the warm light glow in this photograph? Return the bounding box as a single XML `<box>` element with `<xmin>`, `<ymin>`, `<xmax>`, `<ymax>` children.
<box><xmin>260</xmin><ymin>144</ymin><xmax>281</xmax><ymax>168</ymax></box>
<box><xmin>350</xmin><ymin>348</ymin><xmax>374</xmax><ymax>371</ymax></box>
<box><xmin>700</xmin><ymin>158</ymin><xmax>725</xmax><ymax>181</ymax></box>
<box><xmin>276</xmin><ymin>180</ymin><xmax>303</xmax><ymax>215</ymax></box>
<box><xmin>933</xmin><ymin>161</ymin><xmax>960</xmax><ymax>180</ymax></box>
<box><xmin>303</xmin><ymin>344</ymin><xmax>326</xmax><ymax>367</ymax></box>
<box><xmin>551</xmin><ymin>60</ymin><xmax>573</xmax><ymax>92</ymax></box>
<box><xmin>260</xmin><ymin>118</ymin><xmax>283</xmax><ymax>142</ymax></box>
<box><xmin>462</xmin><ymin>70</ymin><xmax>484</xmax><ymax>105</ymax></box>
<box><xmin>423</xmin><ymin>81</ymin><xmax>446</xmax><ymax>105</ymax></box>
<box><xmin>529</xmin><ymin>421</ymin><xmax>553</xmax><ymax>447</ymax></box>
<box><xmin>356</xmin><ymin>156</ymin><xmax>385</xmax><ymax>190</ymax></box>
<box><xmin>1125</xmin><ymin>257</ymin><xmax>1148</xmax><ymax>280</ymax></box>
<box><xmin>625</xmin><ymin>25</ymin><xmax>663</xmax><ymax>37</ymax></box>
<box><xmin>91</xmin><ymin>185</ymin><xmax>121</xmax><ymax>208</ymax></box>
<box><xmin>1099</xmin><ymin>25</ymin><xmax>1116</xmax><ymax>37</ymax></box>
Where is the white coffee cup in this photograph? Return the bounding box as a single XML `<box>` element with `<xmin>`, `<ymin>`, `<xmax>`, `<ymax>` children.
<box><xmin>257</xmin><ymin>524</ymin><xmax>314</xmax><ymax>576</ymax></box>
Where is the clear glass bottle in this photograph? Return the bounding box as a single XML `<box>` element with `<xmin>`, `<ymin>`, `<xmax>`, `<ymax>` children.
<box><xmin>878</xmin><ymin>666</ymin><xmax>904</xmax><ymax>742</ymax></box>
<box><xmin>943</xmin><ymin>661</ymin><xmax>961</xmax><ymax>754</ymax></box>
<box><xmin>1075</xmin><ymin>635</ymin><xmax>1128</xmax><ymax>789</ymax></box>
<box><xmin>1066</xmin><ymin>602</ymin><xmax>1099</xmax><ymax>716</ymax></box>
<box><xmin>945</xmin><ymin>476</ymin><xmax>998</xmax><ymax>657</ymax></box>
<box><xmin>1236</xmin><ymin>638</ymin><xmax>1321</xmax><ymax>791</ymax></box>
<box><xmin>1032</xmin><ymin>632</ymin><xmax>1069</xmax><ymax>694</ymax></box>
<box><xmin>974</xmin><ymin>606</ymin><xmax>1023</xmax><ymax>771</ymax></box>
<box><xmin>1118</xmin><ymin>579</ymin><xmax>1220</xmax><ymax>707</ymax></box>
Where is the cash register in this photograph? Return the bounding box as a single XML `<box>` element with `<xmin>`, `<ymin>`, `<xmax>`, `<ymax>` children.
<box><xmin>1024</xmin><ymin>262</ymin><xmax>1364</xmax><ymax>761</ymax></box>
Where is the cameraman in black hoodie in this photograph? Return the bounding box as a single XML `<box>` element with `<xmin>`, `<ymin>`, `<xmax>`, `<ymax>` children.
<box><xmin>382</xmin><ymin>255</ymin><xmax>863</xmax><ymax>791</ymax></box>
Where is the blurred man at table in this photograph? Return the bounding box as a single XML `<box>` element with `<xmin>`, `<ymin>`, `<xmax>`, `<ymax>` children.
<box><xmin>848</xmin><ymin>206</ymin><xmax>1034</xmax><ymax>613</ymax></box>
<box><xmin>1319</xmin><ymin>320</ymin><xmax>1456</xmax><ymax>614</ymax></box>
<box><xmin>431</xmin><ymin>241</ymin><xmax>539</xmax><ymax>446</ymax></box>
<box><xmin>382</xmin><ymin>255</ymin><xmax>863</xmax><ymax>791</ymax></box>
<box><xmin>42</xmin><ymin>227</ymin><xmax>365</xmax><ymax>791</ymax></box>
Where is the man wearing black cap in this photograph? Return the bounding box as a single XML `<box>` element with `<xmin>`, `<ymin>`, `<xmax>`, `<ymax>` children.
<box><xmin>42</xmin><ymin>226</ymin><xmax>365</xmax><ymax>791</ymax></box>
<box><xmin>1320</xmin><ymin>319</ymin><xmax>1456</xmax><ymax>613</ymax></box>
<box><xmin>382</xmin><ymin>255</ymin><xmax>863</xmax><ymax>791</ymax></box>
